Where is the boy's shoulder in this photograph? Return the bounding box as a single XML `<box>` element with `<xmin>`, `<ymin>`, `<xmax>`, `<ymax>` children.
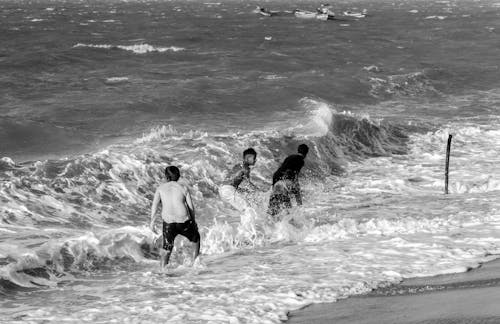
<box><xmin>161</xmin><ymin>181</ymin><xmax>189</xmax><ymax>193</ymax></box>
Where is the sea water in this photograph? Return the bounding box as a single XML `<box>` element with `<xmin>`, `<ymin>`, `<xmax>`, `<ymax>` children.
<box><xmin>1</xmin><ymin>0</ymin><xmax>500</xmax><ymax>322</ymax></box>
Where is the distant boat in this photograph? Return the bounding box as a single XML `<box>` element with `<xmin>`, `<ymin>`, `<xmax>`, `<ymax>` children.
<box><xmin>255</xmin><ymin>6</ymin><xmax>295</xmax><ymax>17</ymax></box>
<box><xmin>256</xmin><ymin>6</ymin><xmax>334</xmax><ymax>20</ymax></box>
<box><xmin>315</xmin><ymin>13</ymin><xmax>330</xmax><ymax>21</ymax></box>
<box><xmin>343</xmin><ymin>9</ymin><xmax>368</xmax><ymax>18</ymax></box>
<box><xmin>294</xmin><ymin>9</ymin><xmax>317</xmax><ymax>19</ymax></box>
<box><xmin>294</xmin><ymin>9</ymin><xmax>333</xmax><ymax>20</ymax></box>
<box><xmin>258</xmin><ymin>10</ymin><xmax>272</xmax><ymax>17</ymax></box>
<box><xmin>255</xmin><ymin>6</ymin><xmax>273</xmax><ymax>16</ymax></box>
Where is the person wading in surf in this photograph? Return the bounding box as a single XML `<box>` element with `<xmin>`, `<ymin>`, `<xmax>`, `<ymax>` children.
<box><xmin>150</xmin><ymin>166</ymin><xmax>200</xmax><ymax>269</ymax></box>
<box><xmin>218</xmin><ymin>148</ymin><xmax>259</xmax><ymax>211</ymax></box>
<box><xmin>267</xmin><ymin>144</ymin><xmax>309</xmax><ymax>217</ymax></box>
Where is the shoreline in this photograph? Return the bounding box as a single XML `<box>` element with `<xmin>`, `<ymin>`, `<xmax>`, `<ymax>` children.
<box><xmin>287</xmin><ymin>257</ymin><xmax>500</xmax><ymax>324</ymax></box>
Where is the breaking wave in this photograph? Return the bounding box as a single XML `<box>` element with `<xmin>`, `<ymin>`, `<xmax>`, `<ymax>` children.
<box><xmin>2</xmin><ymin>97</ymin><xmax>499</xmax><ymax>291</ymax></box>
<box><xmin>0</xmin><ymin>99</ymin><xmax>410</xmax><ymax>288</ymax></box>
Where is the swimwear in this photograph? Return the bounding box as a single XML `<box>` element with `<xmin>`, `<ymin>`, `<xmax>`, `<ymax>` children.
<box><xmin>267</xmin><ymin>191</ymin><xmax>292</xmax><ymax>217</ymax></box>
<box><xmin>162</xmin><ymin>220</ymin><xmax>200</xmax><ymax>251</ymax></box>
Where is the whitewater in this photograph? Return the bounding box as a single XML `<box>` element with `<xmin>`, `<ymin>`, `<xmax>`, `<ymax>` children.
<box><xmin>2</xmin><ymin>97</ymin><xmax>500</xmax><ymax>322</ymax></box>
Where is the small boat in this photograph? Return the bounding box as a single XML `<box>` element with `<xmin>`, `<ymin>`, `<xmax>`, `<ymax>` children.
<box><xmin>294</xmin><ymin>9</ymin><xmax>318</xmax><ymax>19</ymax></box>
<box><xmin>317</xmin><ymin>4</ymin><xmax>335</xmax><ymax>18</ymax></box>
<box><xmin>315</xmin><ymin>13</ymin><xmax>329</xmax><ymax>21</ymax></box>
<box><xmin>255</xmin><ymin>6</ymin><xmax>272</xmax><ymax>16</ymax></box>
<box><xmin>294</xmin><ymin>9</ymin><xmax>333</xmax><ymax>20</ymax></box>
<box><xmin>343</xmin><ymin>10</ymin><xmax>367</xmax><ymax>18</ymax></box>
<box><xmin>256</xmin><ymin>6</ymin><xmax>295</xmax><ymax>17</ymax></box>
<box><xmin>274</xmin><ymin>10</ymin><xmax>296</xmax><ymax>17</ymax></box>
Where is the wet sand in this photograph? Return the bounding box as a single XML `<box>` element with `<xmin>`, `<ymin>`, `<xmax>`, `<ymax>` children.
<box><xmin>287</xmin><ymin>258</ymin><xmax>500</xmax><ymax>324</ymax></box>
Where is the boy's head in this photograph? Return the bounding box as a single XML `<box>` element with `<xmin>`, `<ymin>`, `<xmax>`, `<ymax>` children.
<box><xmin>165</xmin><ymin>166</ymin><xmax>180</xmax><ymax>181</ymax></box>
<box><xmin>298</xmin><ymin>144</ymin><xmax>309</xmax><ymax>157</ymax></box>
<box><xmin>243</xmin><ymin>148</ymin><xmax>257</xmax><ymax>166</ymax></box>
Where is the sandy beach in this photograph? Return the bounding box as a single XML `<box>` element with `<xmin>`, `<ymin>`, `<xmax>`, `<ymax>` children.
<box><xmin>288</xmin><ymin>258</ymin><xmax>500</xmax><ymax>324</ymax></box>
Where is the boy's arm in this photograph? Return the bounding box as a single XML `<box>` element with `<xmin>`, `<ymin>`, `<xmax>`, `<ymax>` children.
<box><xmin>185</xmin><ymin>189</ymin><xmax>196</xmax><ymax>222</ymax></box>
<box><xmin>244</xmin><ymin>169</ymin><xmax>260</xmax><ymax>191</ymax></box>
<box><xmin>149</xmin><ymin>189</ymin><xmax>161</xmax><ymax>233</ymax></box>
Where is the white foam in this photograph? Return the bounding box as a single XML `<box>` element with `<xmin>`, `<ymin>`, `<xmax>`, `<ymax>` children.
<box><xmin>4</xmin><ymin>214</ymin><xmax>500</xmax><ymax>322</ymax></box>
<box><xmin>105</xmin><ymin>77</ymin><xmax>129</xmax><ymax>84</ymax></box>
<box><xmin>0</xmin><ymin>157</ymin><xmax>15</xmax><ymax>166</ymax></box>
<box><xmin>261</xmin><ymin>74</ymin><xmax>286</xmax><ymax>80</ymax></box>
<box><xmin>73</xmin><ymin>43</ymin><xmax>185</xmax><ymax>54</ymax></box>
<box><xmin>369</xmin><ymin>71</ymin><xmax>437</xmax><ymax>97</ymax></box>
<box><xmin>363</xmin><ymin>65</ymin><xmax>380</xmax><ymax>72</ymax></box>
<box><xmin>134</xmin><ymin>125</ymin><xmax>208</xmax><ymax>144</ymax></box>
<box><xmin>409</xmin><ymin>124</ymin><xmax>500</xmax><ymax>194</ymax></box>
<box><xmin>2</xmin><ymin>112</ymin><xmax>500</xmax><ymax>323</ymax></box>
<box><xmin>425</xmin><ymin>15</ymin><xmax>447</xmax><ymax>19</ymax></box>
<box><xmin>292</xmin><ymin>98</ymin><xmax>335</xmax><ymax>137</ymax></box>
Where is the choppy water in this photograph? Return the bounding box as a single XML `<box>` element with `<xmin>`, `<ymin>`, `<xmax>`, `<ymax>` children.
<box><xmin>1</xmin><ymin>0</ymin><xmax>500</xmax><ymax>322</ymax></box>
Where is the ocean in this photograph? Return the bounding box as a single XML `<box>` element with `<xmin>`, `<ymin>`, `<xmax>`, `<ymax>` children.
<box><xmin>1</xmin><ymin>0</ymin><xmax>500</xmax><ymax>322</ymax></box>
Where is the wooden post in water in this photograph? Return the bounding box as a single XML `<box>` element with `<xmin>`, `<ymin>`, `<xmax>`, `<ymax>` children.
<box><xmin>445</xmin><ymin>134</ymin><xmax>453</xmax><ymax>194</ymax></box>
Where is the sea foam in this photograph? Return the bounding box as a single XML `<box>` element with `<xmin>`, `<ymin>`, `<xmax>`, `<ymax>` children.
<box><xmin>2</xmin><ymin>106</ymin><xmax>500</xmax><ymax>323</ymax></box>
<box><xmin>73</xmin><ymin>43</ymin><xmax>185</xmax><ymax>54</ymax></box>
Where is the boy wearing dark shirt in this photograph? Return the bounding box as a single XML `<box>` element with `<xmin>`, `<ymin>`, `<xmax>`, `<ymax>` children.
<box><xmin>268</xmin><ymin>144</ymin><xmax>309</xmax><ymax>217</ymax></box>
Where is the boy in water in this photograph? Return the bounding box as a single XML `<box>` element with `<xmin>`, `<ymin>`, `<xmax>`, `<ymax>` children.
<box><xmin>150</xmin><ymin>166</ymin><xmax>200</xmax><ymax>269</ymax></box>
<box><xmin>218</xmin><ymin>148</ymin><xmax>258</xmax><ymax>211</ymax></box>
<box><xmin>267</xmin><ymin>169</ymin><xmax>294</xmax><ymax>218</ymax></box>
<box><xmin>268</xmin><ymin>144</ymin><xmax>309</xmax><ymax>217</ymax></box>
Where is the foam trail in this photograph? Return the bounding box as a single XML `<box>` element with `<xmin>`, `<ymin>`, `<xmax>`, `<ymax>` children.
<box><xmin>73</xmin><ymin>43</ymin><xmax>185</xmax><ymax>54</ymax></box>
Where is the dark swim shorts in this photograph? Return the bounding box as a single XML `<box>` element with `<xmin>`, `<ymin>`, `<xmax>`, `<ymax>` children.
<box><xmin>267</xmin><ymin>192</ymin><xmax>292</xmax><ymax>217</ymax></box>
<box><xmin>162</xmin><ymin>220</ymin><xmax>200</xmax><ymax>251</ymax></box>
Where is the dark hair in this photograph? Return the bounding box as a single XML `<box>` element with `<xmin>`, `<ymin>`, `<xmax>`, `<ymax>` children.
<box><xmin>165</xmin><ymin>166</ymin><xmax>180</xmax><ymax>181</ymax></box>
<box><xmin>298</xmin><ymin>144</ymin><xmax>309</xmax><ymax>156</ymax></box>
<box><xmin>243</xmin><ymin>148</ymin><xmax>257</xmax><ymax>158</ymax></box>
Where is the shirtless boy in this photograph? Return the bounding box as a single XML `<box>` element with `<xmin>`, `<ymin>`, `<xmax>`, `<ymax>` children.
<box><xmin>218</xmin><ymin>148</ymin><xmax>258</xmax><ymax>211</ymax></box>
<box><xmin>150</xmin><ymin>166</ymin><xmax>200</xmax><ymax>269</ymax></box>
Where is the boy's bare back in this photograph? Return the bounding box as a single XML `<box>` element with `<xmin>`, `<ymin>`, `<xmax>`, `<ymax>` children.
<box><xmin>150</xmin><ymin>166</ymin><xmax>200</xmax><ymax>268</ymax></box>
<box><xmin>154</xmin><ymin>182</ymin><xmax>193</xmax><ymax>223</ymax></box>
